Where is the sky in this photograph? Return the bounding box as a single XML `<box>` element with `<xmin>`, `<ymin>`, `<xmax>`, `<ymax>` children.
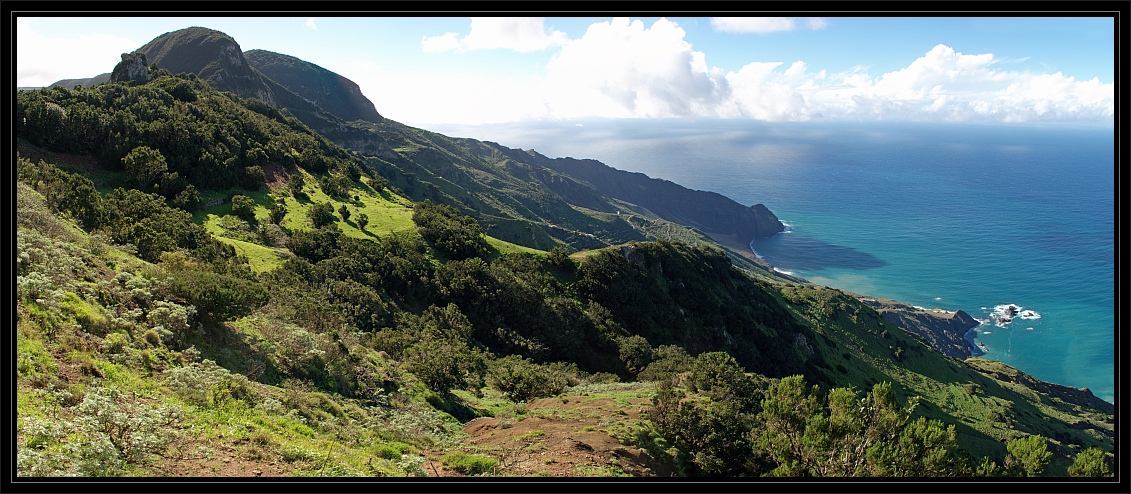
<box><xmin>14</xmin><ymin>15</ymin><xmax>1117</xmax><ymax>127</ymax></box>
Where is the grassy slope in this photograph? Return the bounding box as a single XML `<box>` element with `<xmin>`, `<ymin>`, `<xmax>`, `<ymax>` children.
<box><xmin>192</xmin><ymin>168</ymin><xmax>546</xmax><ymax>273</ymax></box>
<box><xmin>15</xmin><ymin>182</ymin><xmax>460</xmax><ymax>477</ymax></box>
<box><xmin>773</xmin><ymin>283</ymin><xmax>1113</xmax><ymax>473</ymax></box>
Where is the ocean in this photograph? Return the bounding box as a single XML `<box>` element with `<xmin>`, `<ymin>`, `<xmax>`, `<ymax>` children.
<box><xmin>429</xmin><ymin>119</ymin><xmax>1116</xmax><ymax>403</ymax></box>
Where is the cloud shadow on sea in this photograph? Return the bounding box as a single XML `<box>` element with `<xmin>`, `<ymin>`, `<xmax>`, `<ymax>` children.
<box><xmin>750</xmin><ymin>233</ymin><xmax>888</xmax><ymax>271</ymax></box>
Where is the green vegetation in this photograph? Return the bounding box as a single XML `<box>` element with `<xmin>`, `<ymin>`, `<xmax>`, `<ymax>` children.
<box><xmin>440</xmin><ymin>452</ymin><xmax>497</xmax><ymax>476</ymax></box>
<box><xmin>14</xmin><ymin>48</ymin><xmax>1113</xmax><ymax>480</ymax></box>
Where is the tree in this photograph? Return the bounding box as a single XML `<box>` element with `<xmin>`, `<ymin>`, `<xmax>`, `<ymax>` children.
<box><xmin>1067</xmin><ymin>447</ymin><xmax>1112</xmax><ymax>477</ymax></box>
<box><xmin>165</xmin><ymin>270</ymin><xmax>269</xmax><ymax>323</ymax></box>
<box><xmin>1006</xmin><ymin>435</ymin><xmax>1051</xmax><ymax>477</ymax></box>
<box><xmin>356</xmin><ymin>212</ymin><xmax>369</xmax><ymax>230</ymax></box>
<box><xmin>122</xmin><ymin>146</ymin><xmax>167</xmax><ymax>189</ymax></box>
<box><xmin>338</xmin><ymin>204</ymin><xmax>351</xmax><ymax>222</ymax></box>
<box><xmin>269</xmin><ymin>200</ymin><xmax>287</xmax><ymax>224</ymax></box>
<box><xmin>488</xmin><ymin>355</ymin><xmax>567</xmax><ymax>403</ymax></box>
<box><xmin>757</xmin><ymin>377</ymin><xmax>916</xmax><ymax>477</ymax></box>
<box><xmin>241</xmin><ymin>165</ymin><xmax>265</xmax><ymax>191</ymax></box>
<box><xmin>172</xmin><ymin>184</ymin><xmax>202</xmax><ymax>212</ymax></box>
<box><xmin>308</xmin><ymin>202</ymin><xmax>335</xmax><ymax>228</ymax></box>
<box><xmin>412</xmin><ymin>200</ymin><xmax>489</xmax><ymax>261</ymax></box>
<box><xmin>230</xmin><ymin>195</ymin><xmax>255</xmax><ymax>222</ymax></box>
<box><xmin>547</xmin><ymin>245</ymin><xmax>576</xmax><ymax>273</ymax></box>
<box><xmin>289</xmin><ymin>173</ymin><xmax>306</xmax><ymax>198</ymax></box>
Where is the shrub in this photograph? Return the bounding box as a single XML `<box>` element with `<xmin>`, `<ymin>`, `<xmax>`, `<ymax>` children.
<box><xmin>1006</xmin><ymin>435</ymin><xmax>1051</xmax><ymax>477</ymax></box>
<box><xmin>308</xmin><ymin>202</ymin><xmax>335</xmax><ymax>228</ymax></box>
<box><xmin>440</xmin><ymin>452</ymin><xmax>497</xmax><ymax>476</ymax></box>
<box><xmin>488</xmin><ymin>355</ymin><xmax>567</xmax><ymax>403</ymax></box>
<box><xmin>164</xmin><ymin>270</ymin><xmax>268</xmax><ymax>322</ymax></box>
<box><xmin>163</xmin><ymin>359</ymin><xmax>254</xmax><ymax>407</ymax></box>
<box><xmin>230</xmin><ymin>194</ymin><xmax>256</xmax><ymax>222</ymax></box>
<box><xmin>1068</xmin><ymin>447</ymin><xmax>1112</xmax><ymax>477</ymax></box>
<box><xmin>412</xmin><ymin>201</ymin><xmax>489</xmax><ymax>261</ymax></box>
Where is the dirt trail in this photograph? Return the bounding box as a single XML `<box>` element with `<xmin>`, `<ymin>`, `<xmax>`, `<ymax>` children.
<box><xmin>426</xmin><ymin>395</ymin><xmax>673</xmax><ymax>477</ymax></box>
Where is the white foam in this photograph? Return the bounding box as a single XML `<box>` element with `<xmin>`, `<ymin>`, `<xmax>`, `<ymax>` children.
<box><xmin>983</xmin><ymin>331</ymin><xmax>993</xmax><ymax>334</ymax></box>
<box><xmin>935</xmin><ymin>297</ymin><xmax>942</xmax><ymax>301</ymax></box>
<box><xmin>1019</xmin><ymin>310</ymin><xmax>1041</xmax><ymax>319</ymax></box>
<box><xmin>1026</xmin><ymin>327</ymin><xmax>1034</xmax><ymax>331</ymax></box>
<box><xmin>773</xmin><ymin>267</ymin><xmax>793</xmax><ymax>275</ymax></box>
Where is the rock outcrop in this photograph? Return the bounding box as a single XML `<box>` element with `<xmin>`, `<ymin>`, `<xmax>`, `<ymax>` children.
<box><xmin>109</xmin><ymin>52</ymin><xmax>152</xmax><ymax>86</ymax></box>
<box><xmin>859</xmin><ymin>298</ymin><xmax>981</xmax><ymax>359</ymax></box>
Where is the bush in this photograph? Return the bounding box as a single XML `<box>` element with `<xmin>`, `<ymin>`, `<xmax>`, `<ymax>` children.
<box><xmin>440</xmin><ymin>452</ymin><xmax>497</xmax><ymax>476</ymax></box>
<box><xmin>164</xmin><ymin>270</ymin><xmax>269</xmax><ymax>322</ymax></box>
<box><xmin>1006</xmin><ymin>435</ymin><xmax>1051</xmax><ymax>477</ymax></box>
<box><xmin>412</xmin><ymin>201</ymin><xmax>489</xmax><ymax>261</ymax></box>
<box><xmin>308</xmin><ymin>202</ymin><xmax>336</xmax><ymax>228</ymax></box>
<box><xmin>230</xmin><ymin>194</ymin><xmax>255</xmax><ymax>222</ymax></box>
<box><xmin>1068</xmin><ymin>447</ymin><xmax>1112</xmax><ymax>477</ymax></box>
<box><xmin>488</xmin><ymin>355</ymin><xmax>567</xmax><ymax>403</ymax></box>
<box><xmin>163</xmin><ymin>359</ymin><xmax>254</xmax><ymax>407</ymax></box>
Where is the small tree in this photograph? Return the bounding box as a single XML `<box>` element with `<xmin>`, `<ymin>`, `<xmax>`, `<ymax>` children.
<box><xmin>338</xmin><ymin>204</ymin><xmax>351</xmax><ymax>222</ymax></box>
<box><xmin>308</xmin><ymin>202</ymin><xmax>335</xmax><ymax>228</ymax></box>
<box><xmin>288</xmin><ymin>173</ymin><xmax>306</xmax><ymax>198</ymax></box>
<box><xmin>1006</xmin><ymin>435</ymin><xmax>1051</xmax><ymax>477</ymax></box>
<box><xmin>230</xmin><ymin>195</ymin><xmax>255</xmax><ymax>222</ymax></box>
<box><xmin>269</xmin><ymin>201</ymin><xmax>287</xmax><ymax>224</ymax></box>
<box><xmin>1068</xmin><ymin>447</ymin><xmax>1112</xmax><ymax>477</ymax></box>
<box><xmin>547</xmin><ymin>245</ymin><xmax>576</xmax><ymax>273</ymax></box>
<box><xmin>122</xmin><ymin>146</ymin><xmax>168</xmax><ymax>189</ymax></box>
<box><xmin>356</xmin><ymin>212</ymin><xmax>369</xmax><ymax>230</ymax></box>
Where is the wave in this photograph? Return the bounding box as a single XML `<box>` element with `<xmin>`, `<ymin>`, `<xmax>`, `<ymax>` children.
<box><xmin>773</xmin><ymin>267</ymin><xmax>793</xmax><ymax>275</ymax></box>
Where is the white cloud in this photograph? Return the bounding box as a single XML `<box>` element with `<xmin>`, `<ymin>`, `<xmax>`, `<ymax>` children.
<box><xmin>406</xmin><ymin>18</ymin><xmax>1111</xmax><ymax>125</ymax></box>
<box><xmin>343</xmin><ymin>59</ymin><xmax>546</xmax><ymax>125</ymax></box>
<box><xmin>542</xmin><ymin>17</ymin><xmax>730</xmax><ymax>119</ymax></box>
<box><xmin>710</xmin><ymin>17</ymin><xmax>829</xmax><ymax>34</ymax></box>
<box><xmin>16</xmin><ymin>18</ymin><xmax>139</xmax><ymax>87</ymax></box>
<box><xmin>422</xmin><ymin>32</ymin><xmax>462</xmax><ymax>53</ymax></box>
<box><xmin>305</xmin><ymin>17</ymin><xmax>317</xmax><ymax>31</ymax></box>
<box><xmin>421</xmin><ymin>17</ymin><xmax>568</xmax><ymax>53</ymax></box>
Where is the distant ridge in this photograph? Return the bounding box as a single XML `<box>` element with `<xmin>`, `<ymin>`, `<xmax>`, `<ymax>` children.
<box><xmin>50</xmin><ymin>73</ymin><xmax>110</xmax><ymax>89</ymax></box>
<box><xmin>245</xmin><ymin>49</ymin><xmax>382</xmax><ymax>123</ymax></box>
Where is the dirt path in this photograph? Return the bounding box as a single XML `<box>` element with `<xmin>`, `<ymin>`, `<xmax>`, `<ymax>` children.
<box><xmin>425</xmin><ymin>394</ymin><xmax>674</xmax><ymax>477</ymax></box>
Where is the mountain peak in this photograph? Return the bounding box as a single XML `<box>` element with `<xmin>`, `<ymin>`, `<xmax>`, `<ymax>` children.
<box><xmin>137</xmin><ymin>26</ymin><xmax>275</xmax><ymax>105</ymax></box>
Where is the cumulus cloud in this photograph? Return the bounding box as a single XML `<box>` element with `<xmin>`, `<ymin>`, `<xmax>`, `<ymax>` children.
<box><xmin>305</xmin><ymin>17</ymin><xmax>317</xmax><ymax>31</ymax></box>
<box><xmin>711</xmin><ymin>17</ymin><xmax>829</xmax><ymax>34</ymax></box>
<box><xmin>15</xmin><ymin>18</ymin><xmax>139</xmax><ymax>87</ymax></box>
<box><xmin>784</xmin><ymin>44</ymin><xmax>1115</xmax><ymax>122</ymax></box>
<box><xmin>542</xmin><ymin>17</ymin><xmax>730</xmax><ymax>118</ymax></box>
<box><xmin>533</xmin><ymin>18</ymin><xmax>1112</xmax><ymax>124</ymax></box>
<box><xmin>422</xmin><ymin>17</ymin><xmax>568</xmax><ymax>53</ymax></box>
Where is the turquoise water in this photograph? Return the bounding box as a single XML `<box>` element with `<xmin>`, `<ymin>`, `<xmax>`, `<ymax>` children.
<box><xmin>432</xmin><ymin>119</ymin><xmax>1115</xmax><ymax>403</ymax></box>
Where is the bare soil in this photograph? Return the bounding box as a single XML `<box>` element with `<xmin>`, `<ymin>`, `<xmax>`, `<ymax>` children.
<box><xmin>424</xmin><ymin>394</ymin><xmax>674</xmax><ymax>477</ymax></box>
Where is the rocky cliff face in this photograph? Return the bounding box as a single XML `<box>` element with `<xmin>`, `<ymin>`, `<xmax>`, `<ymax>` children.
<box><xmin>109</xmin><ymin>52</ymin><xmax>152</xmax><ymax>86</ymax></box>
<box><xmin>859</xmin><ymin>298</ymin><xmax>981</xmax><ymax>359</ymax></box>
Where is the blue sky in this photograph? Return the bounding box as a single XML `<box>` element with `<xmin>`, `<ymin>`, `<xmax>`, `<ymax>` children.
<box><xmin>15</xmin><ymin>16</ymin><xmax>1116</xmax><ymax>126</ymax></box>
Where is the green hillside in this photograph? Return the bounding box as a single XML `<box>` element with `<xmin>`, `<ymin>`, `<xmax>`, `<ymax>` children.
<box><xmin>14</xmin><ymin>27</ymin><xmax>1115</xmax><ymax>481</ymax></box>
